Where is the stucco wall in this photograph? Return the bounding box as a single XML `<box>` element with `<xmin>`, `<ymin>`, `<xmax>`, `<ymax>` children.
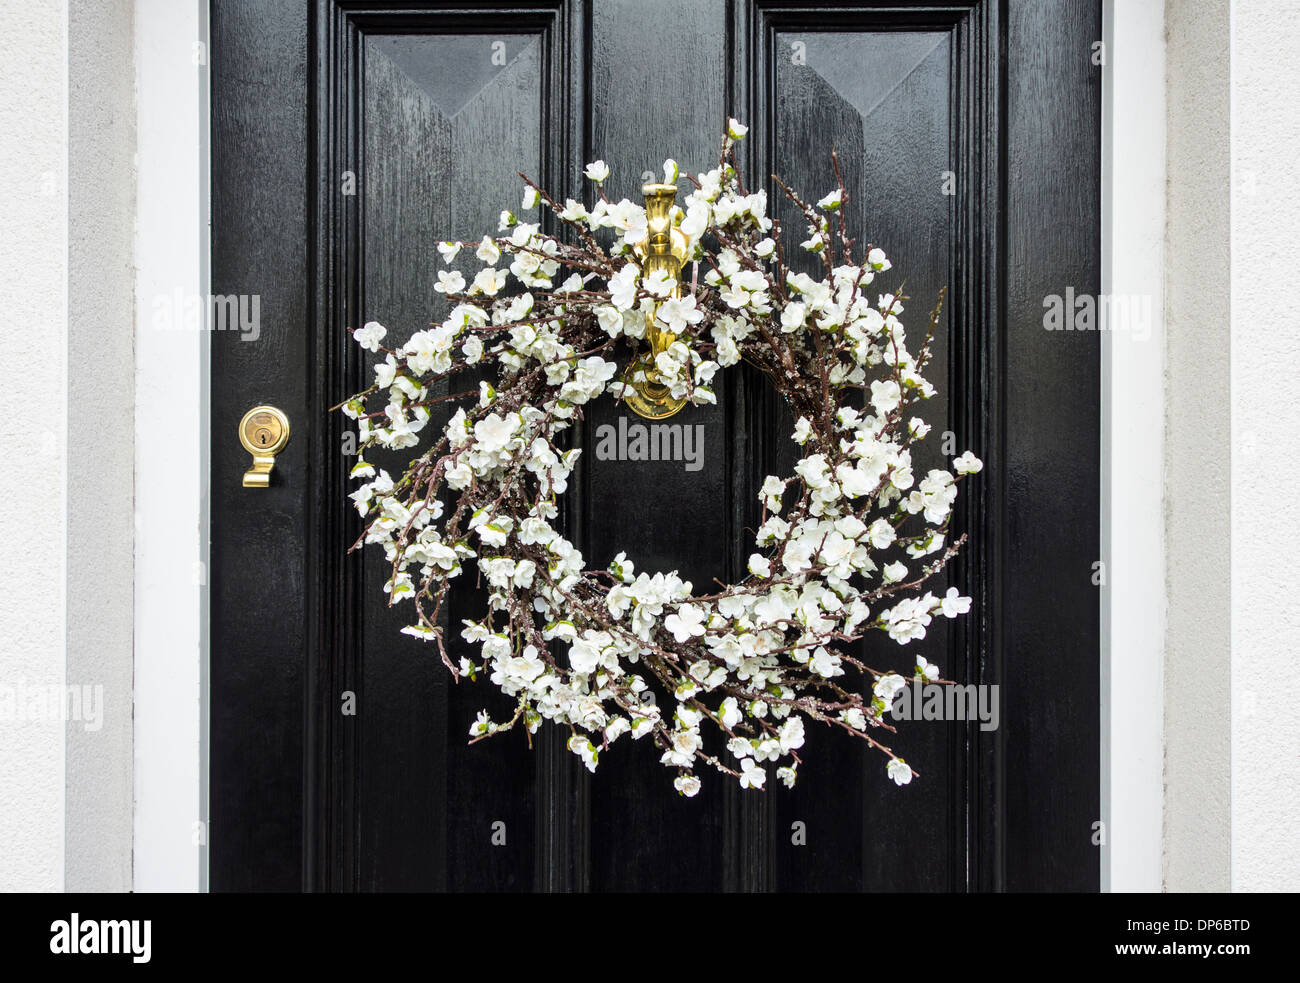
<box><xmin>0</xmin><ymin>0</ymin><xmax>136</xmax><ymax>892</ymax></box>
<box><xmin>1164</xmin><ymin>0</ymin><xmax>1300</xmax><ymax>893</ymax></box>
<box><xmin>0</xmin><ymin>0</ymin><xmax>69</xmax><ymax>891</ymax></box>
<box><xmin>1164</xmin><ymin>0</ymin><xmax>1232</xmax><ymax>892</ymax></box>
<box><xmin>1228</xmin><ymin>0</ymin><xmax>1300</xmax><ymax>892</ymax></box>
<box><xmin>66</xmin><ymin>0</ymin><xmax>136</xmax><ymax>893</ymax></box>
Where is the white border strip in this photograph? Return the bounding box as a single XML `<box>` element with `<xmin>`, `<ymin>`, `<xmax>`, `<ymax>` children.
<box><xmin>1101</xmin><ymin>0</ymin><xmax>1166</xmax><ymax>892</ymax></box>
<box><xmin>133</xmin><ymin>0</ymin><xmax>209</xmax><ymax>892</ymax></box>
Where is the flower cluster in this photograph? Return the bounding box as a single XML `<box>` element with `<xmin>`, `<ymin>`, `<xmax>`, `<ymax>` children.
<box><xmin>341</xmin><ymin>120</ymin><xmax>982</xmax><ymax>794</ymax></box>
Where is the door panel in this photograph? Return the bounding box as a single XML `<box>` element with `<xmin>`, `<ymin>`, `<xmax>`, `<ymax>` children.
<box><xmin>580</xmin><ymin>0</ymin><xmax>734</xmax><ymax>896</ymax></box>
<box><xmin>762</xmin><ymin>10</ymin><xmax>962</xmax><ymax>893</ymax></box>
<box><xmin>329</xmin><ymin>5</ymin><xmax>574</xmax><ymax>893</ymax></box>
<box><xmin>1004</xmin><ymin>0</ymin><xmax>1102</xmax><ymax>890</ymax></box>
<box><xmin>211</xmin><ymin>0</ymin><xmax>312</xmax><ymax>893</ymax></box>
<box><xmin>360</xmin><ymin>27</ymin><xmax>554</xmax><ymax>893</ymax></box>
<box><xmin>211</xmin><ymin>0</ymin><xmax>1100</xmax><ymax>892</ymax></box>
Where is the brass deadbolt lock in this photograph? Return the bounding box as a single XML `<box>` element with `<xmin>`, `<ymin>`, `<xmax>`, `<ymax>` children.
<box><xmin>238</xmin><ymin>405</ymin><xmax>290</xmax><ymax>487</ymax></box>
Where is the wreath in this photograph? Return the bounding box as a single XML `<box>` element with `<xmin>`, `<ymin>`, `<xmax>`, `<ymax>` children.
<box><xmin>341</xmin><ymin>119</ymin><xmax>982</xmax><ymax>795</ymax></box>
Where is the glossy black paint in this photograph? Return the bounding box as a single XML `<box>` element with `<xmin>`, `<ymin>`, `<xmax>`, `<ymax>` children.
<box><xmin>211</xmin><ymin>0</ymin><xmax>1100</xmax><ymax>892</ymax></box>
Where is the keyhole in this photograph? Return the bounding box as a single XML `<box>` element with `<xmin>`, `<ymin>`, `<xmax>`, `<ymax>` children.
<box><xmin>257</xmin><ymin>428</ymin><xmax>272</xmax><ymax>446</ymax></box>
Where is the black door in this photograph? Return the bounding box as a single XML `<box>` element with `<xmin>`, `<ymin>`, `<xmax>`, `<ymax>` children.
<box><xmin>211</xmin><ymin>0</ymin><xmax>1100</xmax><ymax>892</ymax></box>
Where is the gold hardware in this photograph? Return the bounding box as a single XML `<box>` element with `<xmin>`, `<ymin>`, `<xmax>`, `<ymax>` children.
<box><xmin>238</xmin><ymin>405</ymin><xmax>290</xmax><ymax>487</ymax></box>
<box><xmin>623</xmin><ymin>182</ymin><xmax>690</xmax><ymax>420</ymax></box>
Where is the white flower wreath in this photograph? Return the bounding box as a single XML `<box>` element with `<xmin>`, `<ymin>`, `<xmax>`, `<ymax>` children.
<box><xmin>341</xmin><ymin>119</ymin><xmax>983</xmax><ymax>795</ymax></box>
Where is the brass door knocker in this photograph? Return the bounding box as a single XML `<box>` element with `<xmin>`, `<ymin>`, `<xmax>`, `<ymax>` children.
<box><xmin>622</xmin><ymin>182</ymin><xmax>690</xmax><ymax>420</ymax></box>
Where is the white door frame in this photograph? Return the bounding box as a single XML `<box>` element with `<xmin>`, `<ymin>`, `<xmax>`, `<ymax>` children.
<box><xmin>133</xmin><ymin>0</ymin><xmax>210</xmax><ymax>892</ymax></box>
<box><xmin>1100</xmin><ymin>0</ymin><xmax>1165</xmax><ymax>894</ymax></box>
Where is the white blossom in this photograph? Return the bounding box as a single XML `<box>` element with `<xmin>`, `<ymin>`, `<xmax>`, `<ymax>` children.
<box><xmin>664</xmin><ymin>604</ymin><xmax>707</xmax><ymax>643</ymax></box>
<box><xmin>817</xmin><ymin>189</ymin><xmax>843</xmax><ymax>211</ymax></box>
<box><xmin>887</xmin><ymin>758</ymin><xmax>913</xmax><ymax>786</ymax></box>
<box><xmin>476</xmin><ymin>236</ymin><xmax>500</xmax><ymax>265</ymax></box>
<box><xmin>941</xmin><ymin>587</ymin><xmax>972</xmax><ymax>618</ymax></box>
<box><xmin>353</xmin><ymin>321</ymin><xmax>386</xmax><ymax>352</ymax></box>
<box><xmin>674</xmin><ymin>774</ymin><xmax>702</xmax><ymax>797</ymax></box>
<box><xmin>436</xmin><ymin>270</ymin><xmax>466</xmax><ymax>294</ymax></box>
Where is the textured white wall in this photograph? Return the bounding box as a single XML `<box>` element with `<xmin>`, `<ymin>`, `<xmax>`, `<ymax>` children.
<box><xmin>1229</xmin><ymin>0</ymin><xmax>1300</xmax><ymax>892</ymax></box>
<box><xmin>66</xmin><ymin>0</ymin><xmax>135</xmax><ymax>894</ymax></box>
<box><xmin>0</xmin><ymin>0</ymin><xmax>69</xmax><ymax>891</ymax></box>
<box><xmin>1164</xmin><ymin>0</ymin><xmax>1232</xmax><ymax>892</ymax></box>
